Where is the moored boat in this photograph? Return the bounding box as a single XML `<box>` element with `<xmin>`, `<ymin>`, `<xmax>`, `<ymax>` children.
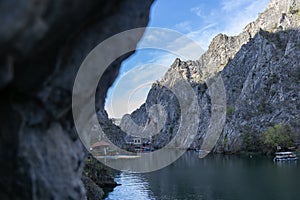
<box><xmin>273</xmin><ymin>151</ymin><xmax>298</xmax><ymax>162</ymax></box>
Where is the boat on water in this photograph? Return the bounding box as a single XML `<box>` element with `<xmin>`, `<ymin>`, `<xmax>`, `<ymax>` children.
<box><xmin>273</xmin><ymin>151</ymin><xmax>298</xmax><ymax>162</ymax></box>
<box><xmin>96</xmin><ymin>154</ymin><xmax>141</xmax><ymax>159</ymax></box>
<box><xmin>134</xmin><ymin>146</ymin><xmax>154</xmax><ymax>152</ymax></box>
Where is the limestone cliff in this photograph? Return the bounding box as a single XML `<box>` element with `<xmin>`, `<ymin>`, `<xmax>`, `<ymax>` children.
<box><xmin>120</xmin><ymin>0</ymin><xmax>300</xmax><ymax>153</ymax></box>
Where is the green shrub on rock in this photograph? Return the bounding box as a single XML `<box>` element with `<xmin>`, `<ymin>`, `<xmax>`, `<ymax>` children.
<box><xmin>242</xmin><ymin>132</ymin><xmax>262</xmax><ymax>152</ymax></box>
<box><xmin>262</xmin><ymin>124</ymin><xmax>292</xmax><ymax>153</ymax></box>
<box><xmin>226</xmin><ymin>107</ymin><xmax>235</xmax><ymax>116</ymax></box>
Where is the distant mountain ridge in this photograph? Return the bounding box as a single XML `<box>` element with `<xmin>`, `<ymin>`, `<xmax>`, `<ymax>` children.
<box><xmin>119</xmin><ymin>0</ymin><xmax>300</xmax><ymax>153</ymax></box>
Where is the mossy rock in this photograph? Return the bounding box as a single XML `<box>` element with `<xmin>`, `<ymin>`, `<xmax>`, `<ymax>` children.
<box><xmin>83</xmin><ymin>156</ymin><xmax>118</xmax><ymax>188</ymax></box>
<box><xmin>82</xmin><ymin>175</ymin><xmax>104</xmax><ymax>200</ymax></box>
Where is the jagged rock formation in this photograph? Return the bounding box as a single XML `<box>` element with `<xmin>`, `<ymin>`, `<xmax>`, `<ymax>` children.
<box><xmin>120</xmin><ymin>0</ymin><xmax>300</xmax><ymax>153</ymax></box>
<box><xmin>0</xmin><ymin>0</ymin><xmax>153</xmax><ymax>199</ymax></box>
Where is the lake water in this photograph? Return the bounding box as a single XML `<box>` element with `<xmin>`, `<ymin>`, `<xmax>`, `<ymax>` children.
<box><xmin>105</xmin><ymin>151</ymin><xmax>300</xmax><ymax>200</ymax></box>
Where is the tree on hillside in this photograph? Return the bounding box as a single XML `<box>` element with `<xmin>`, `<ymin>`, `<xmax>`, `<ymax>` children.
<box><xmin>262</xmin><ymin>124</ymin><xmax>292</xmax><ymax>154</ymax></box>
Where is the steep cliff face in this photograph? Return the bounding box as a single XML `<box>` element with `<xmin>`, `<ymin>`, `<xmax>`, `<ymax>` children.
<box><xmin>0</xmin><ymin>0</ymin><xmax>153</xmax><ymax>199</ymax></box>
<box><xmin>120</xmin><ymin>0</ymin><xmax>300</xmax><ymax>152</ymax></box>
<box><xmin>218</xmin><ymin>28</ymin><xmax>300</xmax><ymax>152</ymax></box>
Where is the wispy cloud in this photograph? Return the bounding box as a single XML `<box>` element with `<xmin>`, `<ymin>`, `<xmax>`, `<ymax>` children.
<box><xmin>221</xmin><ymin>0</ymin><xmax>269</xmax><ymax>35</ymax></box>
<box><xmin>105</xmin><ymin>62</ymin><xmax>169</xmax><ymax>118</ymax></box>
<box><xmin>188</xmin><ymin>0</ymin><xmax>269</xmax><ymax>48</ymax></box>
<box><xmin>185</xmin><ymin>23</ymin><xmax>219</xmax><ymax>50</ymax></box>
<box><xmin>190</xmin><ymin>6</ymin><xmax>205</xmax><ymax>18</ymax></box>
<box><xmin>175</xmin><ymin>21</ymin><xmax>192</xmax><ymax>32</ymax></box>
<box><xmin>142</xmin><ymin>29</ymin><xmax>168</xmax><ymax>43</ymax></box>
<box><xmin>221</xmin><ymin>0</ymin><xmax>249</xmax><ymax>12</ymax></box>
<box><xmin>105</xmin><ymin>0</ymin><xmax>270</xmax><ymax>118</ymax></box>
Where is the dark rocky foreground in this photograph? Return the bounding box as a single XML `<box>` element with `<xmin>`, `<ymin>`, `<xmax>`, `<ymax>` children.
<box><xmin>82</xmin><ymin>156</ymin><xmax>120</xmax><ymax>200</ymax></box>
<box><xmin>0</xmin><ymin>1</ymin><xmax>153</xmax><ymax>199</ymax></box>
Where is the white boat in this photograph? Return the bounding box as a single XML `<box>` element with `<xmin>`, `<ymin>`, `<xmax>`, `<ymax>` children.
<box><xmin>273</xmin><ymin>152</ymin><xmax>298</xmax><ymax>162</ymax></box>
<box><xmin>96</xmin><ymin>154</ymin><xmax>141</xmax><ymax>159</ymax></box>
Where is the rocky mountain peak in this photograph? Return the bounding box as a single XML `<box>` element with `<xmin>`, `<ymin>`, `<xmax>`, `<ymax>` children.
<box><xmin>159</xmin><ymin>58</ymin><xmax>202</xmax><ymax>84</ymax></box>
<box><xmin>245</xmin><ymin>0</ymin><xmax>300</xmax><ymax>36</ymax></box>
<box><xmin>155</xmin><ymin>0</ymin><xmax>300</xmax><ymax>88</ymax></box>
<box><xmin>198</xmin><ymin>0</ymin><xmax>300</xmax><ymax>81</ymax></box>
<box><xmin>119</xmin><ymin>0</ymin><xmax>300</xmax><ymax>153</ymax></box>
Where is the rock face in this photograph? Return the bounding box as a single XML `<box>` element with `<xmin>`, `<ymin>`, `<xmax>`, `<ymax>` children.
<box><xmin>0</xmin><ymin>0</ymin><xmax>153</xmax><ymax>199</ymax></box>
<box><xmin>82</xmin><ymin>156</ymin><xmax>119</xmax><ymax>200</ymax></box>
<box><xmin>120</xmin><ymin>0</ymin><xmax>300</xmax><ymax>153</ymax></box>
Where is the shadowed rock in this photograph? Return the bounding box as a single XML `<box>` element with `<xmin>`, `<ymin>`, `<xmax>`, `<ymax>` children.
<box><xmin>0</xmin><ymin>0</ymin><xmax>153</xmax><ymax>199</ymax></box>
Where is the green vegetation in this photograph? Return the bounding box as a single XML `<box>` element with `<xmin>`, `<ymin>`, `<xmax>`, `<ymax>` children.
<box><xmin>243</xmin><ymin>133</ymin><xmax>261</xmax><ymax>152</ymax></box>
<box><xmin>257</xmin><ymin>101</ymin><xmax>267</xmax><ymax>113</ymax></box>
<box><xmin>241</xmin><ymin>124</ymin><xmax>294</xmax><ymax>154</ymax></box>
<box><xmin>223</xmin><ymin>134</ymin><xmax>228</xmax><ymax>147</ymax></box>
<box><xmin>262</xmin><ymin>124</ymin><xmax>292</xmax><ymax>154</ymax></box>
<box><xmin>270</xmin><ymin>23</ymin><xmax>278</xmax><ymax>33</ymax></box>
<box><xmin>289</xmin><ymin>6</ymin><xmax>300</xmax><ymax>16</ymax></box>
<box><xmin>226</xmin><ymin>107</ymin><xmax>235</xmax><ymax>116</ymax></box>
<box><xmin>83</xmin><ymin>156</ymin><xmax>116</xmax><ymax>188</ymax></box>
<box><xmin>269</xmin><ymin>73</ymin><xmax>279</xmax><ymax>84</ymax></box>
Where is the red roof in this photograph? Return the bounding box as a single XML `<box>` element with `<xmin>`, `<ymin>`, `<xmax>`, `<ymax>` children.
<box><xmin>91</xmin><ymin>141</ymin><xmax>111</xmax><ymax>148</ymax></box>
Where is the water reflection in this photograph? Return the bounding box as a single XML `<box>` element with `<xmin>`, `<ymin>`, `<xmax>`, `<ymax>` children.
<box><xmin>100</xmin><ymin>149</ymin><xmax>185</xmax><ymax>173</ymax></box>
<box><xmin>106</xmin><ymin>152</ymin><xmax>300</xmax><ymax>200</ymax></box>
<box><xmin>105</xmin><ymin>173</ymin><xmax>155</xmax><ymax>200</ymax></box>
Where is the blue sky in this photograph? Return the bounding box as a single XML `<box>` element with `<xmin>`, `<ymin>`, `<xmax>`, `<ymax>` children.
<box><xmin>105</xmin><ymin>0</ymin><xmax>269</xmax><ymax>118</ymax></box>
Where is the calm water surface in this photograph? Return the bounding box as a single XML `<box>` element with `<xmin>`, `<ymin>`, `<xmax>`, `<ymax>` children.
<box><xmin>105</xmin><ymin>151</ymin><xmax>300</xmax><ymax>200</ymax></box>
